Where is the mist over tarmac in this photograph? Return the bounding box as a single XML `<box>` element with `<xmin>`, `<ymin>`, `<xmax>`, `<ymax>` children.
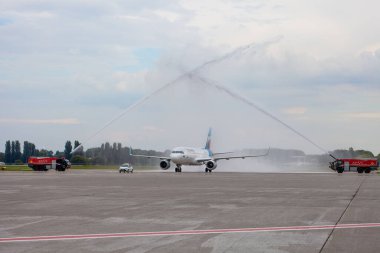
<box><xmin>85</xmin><ymin>78</ymin><xmax>335</xmax><ymax>172</ymax></box>
<box><xmin>67</xmin><ymin>39</ymin><xmax>377</xmax><ymax>173</ymax></box>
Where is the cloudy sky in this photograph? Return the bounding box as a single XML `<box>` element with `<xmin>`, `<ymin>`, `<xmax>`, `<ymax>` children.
<box><xmin>0</xmin><ymin>0</ymin><xmax>379</xmax><ymax>155</ymax></box>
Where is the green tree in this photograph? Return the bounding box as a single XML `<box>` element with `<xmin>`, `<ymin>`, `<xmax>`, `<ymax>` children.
<box><xmin>36</xmin><ymin>149</ymin><xmax>53</xmax><ymax>157</ymax></box>
<box><xmin>73</xmin><ymin>140</ymin><xmax>83</xmax><ymax>156</ymax></box>
<box><xmin>70</xmin><ymin>155</ymin><xmax>87</xmax><ymax>165</ymax></box>
<box><xmin>104</xmin><ymin>142</ymin><xmax>111</xmax><ymax>164</ymax></box>
<box><xmin>348</xmin><ymin>147</ymin><xmax>355</xmax><ymax>157</ymax></box>
<box><xmin>117</xmin><ymin>143</ymin><xmax>122</xmax><ymax>164</ymax></box>
<box><xmin>15</xmin><ymin>141</ymin><xmax>22</xmax><ymax>162</ymax></box>
<box><xmin>55</xmin><ymin>150</ymin><xmax>65</xmax><ymax>157</ymax></box>
<box><xmin>22</xmin><ymin>141</ymin><xmax>29</xmax><ymax>163</ymax></box>
<box><xmin>5</xmin><ymin>141</ymin><xmax>11</xmax><ymax>163</ymax></box>
<box><xmin>64</xmin><ymin>141</ymin><xmax>72</xmax><ymax>160</ymax></box>
<box><xmin>355</xmin><ymin>150</ymin><xmax>374</xmax><ymax>158</ymax></box>
<box><xmin>14</xmin><ymin>159</ymin><xmax>23</xmax><ymax>165</ymax></box>
<box><xmin>11</xmin><ymin>141</ymin><xmax>16</xmax><ymax>163</ymax></box>
<box><xmin>29</xmin><ymin>143</ymin><xmax>36</xmax><ymax>157</ymax></box>
<box><xmin>22</xmin><ymin>141</ymin><xmax>37</xmax><ymax>162</ymax></box>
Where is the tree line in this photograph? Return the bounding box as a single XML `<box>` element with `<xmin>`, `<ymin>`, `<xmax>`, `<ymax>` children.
<box><xmin>64</xmin><ymin>141</ymin><xmax>167</xmax><ymax>166</ymax></box>
<box><xmin>2</xmin><ymin>140</ymin><xmax>82</xmax><ymax>164</ymax></box>
<box><xmin>82</xmin><ymin>142</ymin><xmax>167</xmax><ymax>166</ymax></box>
<box><xmin>4</xmin><ymin>141</ymin><xmax>42</xmax><ymax>164</ymax></box>
<box><xmin>331</xmin><ymin>147</ymin><xmax>376</xmax><ymax>159</ymax></box>
<box><xmin>1</xmin><ymin>140</ymin><xmax>167</xmax><ymax>166</ymax></box>
<box><xmin>1</xmin><ymin>140</ymin><xmax>379</xmax><ymax>166</ymax></box>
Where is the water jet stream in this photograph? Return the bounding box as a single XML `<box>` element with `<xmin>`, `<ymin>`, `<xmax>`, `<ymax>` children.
<box><xmin>72</xmin><ymin>37</ymin><xmax>282</xmax><ymax>154</ymax></box>
<box><xmin>72</xmin><ymin>36</ymin><xmax>332</xmax><ymax>158</ymax></box>
<box><xmin>193</xmin><ymin>75</ymin><xmax>329</xmax><ymax>154</ymax></box>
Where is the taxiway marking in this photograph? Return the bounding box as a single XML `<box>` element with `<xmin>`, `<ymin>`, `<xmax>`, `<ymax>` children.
<box><xmin>2</xmin><ymin>223</ymin><xmax>380</xmax><ymax>243</ymax></box>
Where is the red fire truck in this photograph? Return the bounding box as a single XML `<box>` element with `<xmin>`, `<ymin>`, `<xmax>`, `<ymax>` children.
<box><xmin>329</xmin><ymin>158</ymin><xmax>378</xmax><ymax>173</ymax></box>
<box><xmin>28</xmin><ymin>157</ymin><xmax>71</xmax><ymax>171</ymax></box>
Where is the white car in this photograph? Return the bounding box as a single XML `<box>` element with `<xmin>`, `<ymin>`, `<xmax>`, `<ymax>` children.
<box><xmin>119</xmin><ymin>163</ymin><xmax>133</xmax><ymax>173</ymax></box>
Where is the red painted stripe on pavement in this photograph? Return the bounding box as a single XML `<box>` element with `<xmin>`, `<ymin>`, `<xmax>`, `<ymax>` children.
<box><xmin>1</xmin><ymin>223</ymin><xmax>380</xmax><ymax>243</ymax></box>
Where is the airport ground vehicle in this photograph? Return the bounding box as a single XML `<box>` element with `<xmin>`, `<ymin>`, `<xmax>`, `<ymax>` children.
<box><xmin>28</xmin><ymin>157</ymin><xmax>71</xmax><ymax>171</ymax></box>
<box><xmin>329</xmin><ymin>158</ymin><xmax>378</xmax><ymax>174</ymax></box>
<box><xmin>119</xmin><ymin>163</ymin><xmax>133</xmax><ymax>173</ymax></box>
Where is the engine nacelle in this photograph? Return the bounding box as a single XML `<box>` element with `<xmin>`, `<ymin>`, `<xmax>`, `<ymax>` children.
<box><xmin>160</xmin><ymin>160</ymin><xmax>171</xmax><ymax>170</ymax></box>
<box><xmin>206</xmin><ymin>160</ymin><xmax>217</xmax><ymax>170</ymax></box>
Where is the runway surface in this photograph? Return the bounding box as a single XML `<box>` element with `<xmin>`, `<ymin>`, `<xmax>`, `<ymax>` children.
<box><xmin>1</xmin><ymin>169</ymin><xmax>380</xmax><ymax>252</ymax></box>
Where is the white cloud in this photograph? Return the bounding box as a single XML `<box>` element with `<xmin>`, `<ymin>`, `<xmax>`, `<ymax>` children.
<box><xmin>143</xmin><ymin>125</ymin><xmax>164</xmax><ymax>133</ymax></box>
<box><xmin>345</xmin><ymin>112</ymin><xmax>380</xmax><ymax>120</ymax></box>
<box><xmin>153</xmin><ymin>10</ymin><xmax>180</xmax><ymax>22</ymax></box>
<box><xmin>0</xmin><ymin>118</ymin><xmax>80</xmax><ymax>125</ymax></box>
<box><xmin>1</xmin><ymin>0</ymin><xmax>380</xmax><ymax>154</ymax></box>
<box><xmin>113</xmin><ymin>15</ymin><xmax>148</xmax><ymax>22</ymax></box>
<box><xmin>283</xmin><ymin>107</ymin><xmax>307</xmax><ymax>115</ymax></box>
<box><xmin>113</xmin><ymin>71</ymin><xmax>149</xmax><ymax>93</ymax></box>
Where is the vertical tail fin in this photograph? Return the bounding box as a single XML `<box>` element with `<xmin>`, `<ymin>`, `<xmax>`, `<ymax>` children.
<box><xmin>205</xmin><ymin>128</ymin><xmax>212</xmax><ymax>151</ymax></box>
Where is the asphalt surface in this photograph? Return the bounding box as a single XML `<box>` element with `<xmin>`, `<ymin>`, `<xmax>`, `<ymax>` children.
<box><xmin>1</xmin><ymin>170</ymin><xmax>380</xmax><ymax>252</ymax></box>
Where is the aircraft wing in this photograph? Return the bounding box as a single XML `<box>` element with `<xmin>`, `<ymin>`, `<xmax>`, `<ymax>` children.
<box><xmin>195</xmin><ymin>157</ymin><xmax>213</xmax><ymax>163</ymax></box>
<box><xmin>212</xmin><ymin>151</ymin><xmax>234</xmax><ymax>155</ymax></box>
<box><xmin>129</xmin><ymin>147</ymin><xmax>170</xmax><ymax>160</ymax></box>
<box><xmin>213</xmin><ymin>148</ymin><xmax>270</xmax><ymax>161</ymax></box>
<box><xmin>130</xmin><ymin>154</ymin><xmax>171</xmax><ymax>160</ymax></box>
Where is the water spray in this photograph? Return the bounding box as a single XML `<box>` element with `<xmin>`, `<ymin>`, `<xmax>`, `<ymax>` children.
<box><xmin>72</xmin><ymin>36</ymin><xmax>334</xmax><ymax>159</ymax></box>
<box><xmin>191</xmin><ymin>75</ymin><xmax>335</xmax><ymax>158</ymax></box>
<box><xmin>71</xmin><ymin>37</ymin><xmax>282</xmax><ymax>154</ymax></box>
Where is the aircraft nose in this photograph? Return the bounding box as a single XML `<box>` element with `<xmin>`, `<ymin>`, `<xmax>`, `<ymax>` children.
<box><xmin>171</xmin><ymin>153</ymin><xmax>179</xmax><ymax>159</ymax></box>
<box><xmin>171</xmin><ymin>153</ymin><xmax>185</xmax><ymax>162</ymax></box>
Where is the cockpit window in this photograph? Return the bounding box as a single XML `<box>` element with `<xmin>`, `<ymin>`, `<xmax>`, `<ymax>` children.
<box><xmin>171</xmin><ymin>151</ymin><xmax>184</xmax><ymax>154</ymax></box>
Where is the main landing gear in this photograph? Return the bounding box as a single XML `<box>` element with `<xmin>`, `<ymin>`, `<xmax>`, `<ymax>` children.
<box><xmin>205</xmin><ymin>168</ymin><xmax>212</xmax><ymax>173</ymax></box>
<box><xmin>175</xmin><ymin>166</ymin><xmax>182</xmax><ymax>173</ymax></box>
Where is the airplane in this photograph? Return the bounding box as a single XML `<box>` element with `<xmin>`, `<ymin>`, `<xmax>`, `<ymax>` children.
<box><xmin>130</xmin><ymin>128</ymin><xmax>270</xmax><ymax>173</ymax></box>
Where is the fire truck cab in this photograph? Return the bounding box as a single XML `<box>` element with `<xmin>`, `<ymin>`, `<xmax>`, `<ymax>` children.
<box><xmin>329</xmin><ymin>158</ymin><xmax>378</xmax><ymax>174</ymax></box>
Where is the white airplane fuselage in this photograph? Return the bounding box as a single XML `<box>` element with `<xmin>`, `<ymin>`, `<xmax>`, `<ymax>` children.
<box><xmin>130</xmin><ymin>128</ymin><xmax>269</xmax><ymax>173</ymax></box>
<box><xmin>170</xmin><ymin>147</ymin><xmax>211</xmax><ymax>166</ymax></box>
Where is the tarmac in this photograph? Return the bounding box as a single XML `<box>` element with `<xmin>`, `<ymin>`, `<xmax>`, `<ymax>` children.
<box><xmin>1</xmin><ymin>169</ymin><xmax>380</xmax><ymax>253</ymax></box>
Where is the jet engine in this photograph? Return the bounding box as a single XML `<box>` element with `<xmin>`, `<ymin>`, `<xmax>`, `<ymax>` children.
<box><xmin>160</xmin><ymin>160</ymin><xmax>171</xmax><ymax>170</ymax></box>
<box><xmin>206</xmin><ymin>160</ymin><xmax>217</xmax><ymax>170</ymax></box>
